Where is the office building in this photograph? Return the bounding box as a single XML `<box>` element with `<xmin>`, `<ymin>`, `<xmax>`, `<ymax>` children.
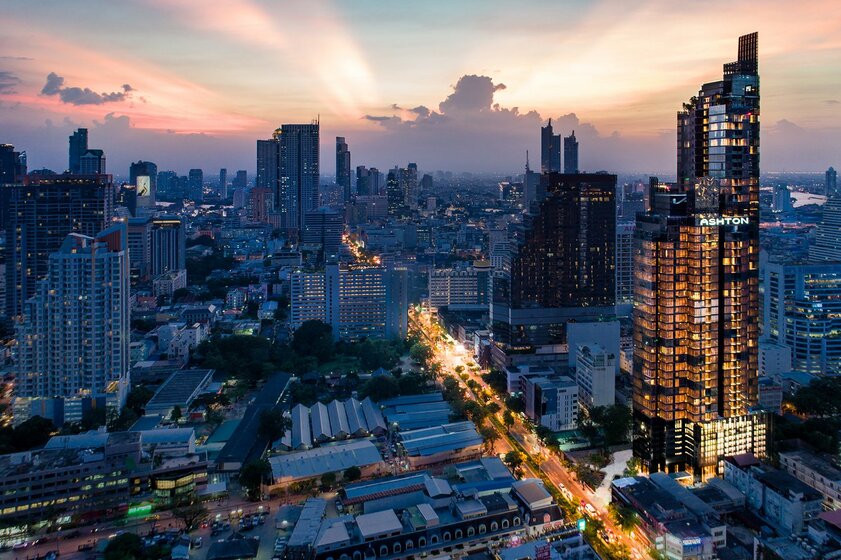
<box><xmin>827</xmin><ymin>166</ymin><xmax>837</xmax><ymax>197</ymax></box>
<box><xmin>150</xmin><ymin>217</ymin><xmax>186</xmax><ymax>277</ymax></box>
<box><xmin>401</xmin><ymin>163</ymin><xmax>418</xmax><ymax>208</ymax></box>
<box><xmin>4</xmin><ymin>173</ymin><xmax>116</xmax><ymax>317</ymax></box>
<box><xmin>127</xmin><ymin>216</ymin><xmax>152</xmax><ymax>281</ymax></box>
<box><xmin>541</xmin><ymin>119</ymin><xmax>561</xmax><ymax>173</ymax></box>
<box><xmin>763</xmin><ymin>261</ymin><xmax>841</xmax><ymax>375</ymax></box>
<box><xmin>523</xmin><ymin>375</ymin><xmax>578</xmax><ymax>431</ymax></box>
<box><xmin>68</xmin><ymin>128</ymin><xmax>88</xmax><ymax>174</ymax></box>
<box><xmin>218</xmin><ymin>168</ymin><xmax>227</xmax><ymax>199</ymax></box>
<box><xmin>809</xmin><ymin>195</ymin><xmax>841</xmax><ymax>262</ymax></box>
<box><xmin>188</xmin><ymin>168</ymin><xmax>203</xmax><ymax>201</ymax></box>
<box><xmin>563</xmin><ymin>131</ymin><xmax>579</xmax><ymax>174</ymax></box>
<box><xmin>257</xmin><ymin>130</ymin><xmax>280</xmax><ymax>190</ymax></box>
<box><xmin>290</xmin><ymin>264</ymin><xmax>407</xmax><ymax>341</ymax></box>
<box><xmin>427</xmin><ymin>261</ymin><xmax>491</xmax><ymax>311</ymax></box>
<box><xmin>758</xmin><ymin>340</ymin><xmax>792</xmax><ymax>378</ymax></box>
<box><xmin>633</xmin><ymin>33</ymin><xmax>768</xmax><ymax>480</ymax></box>
<box><xmin>272</xmin><ymin>122</ymin><xmax>320</xmax><ymax>233</ymax></box>
<box><xmin>491</xmin><ymin>173</ymin><xmax>616</xmax><ymax>349</ymax></box>
<box><xmin>79</xmin><ymin>149</ymin><xmax>105</xmax><ymax>174</ymax></box>
<box><xmin>336</xmin><ymin>137</ymin><xmax>352</xmax><ymax>203</ymax></box>
<box><xmin>302</xmin><ymin>207</ymin><xmax>343</xmax><ymax>260</ymax></box>
<box><xmin>779</xmin><ymin>450</ymin><xmax>841</xmax><ymax>510</ymax></box>
<box><xmin>14</xmin><ymin>224</ymin><xmax>130</xmax><ymax>426</ymax></box>
<box><xmin>386</xmin><ymin>169</ymin><xmax>404</xmax><ymax>215</ymax></box>
<box><xmin>0</xmin><ymin>143</ymin><xmax>26</xmax><ymax>185</ymax></box>
<box><xmin>156</xmin><ymin>170</ymin><xmax>178</xmax><ymax>200</ymax></box>
<box><xmin>248</xmin><ymin>186</ymin><xmax>274</xmax><ymax>224</ymax></box>
<box><xmin>616</xmin><ymin>221</ymin><xmax>635</xmax><ymax>314</ymax></box>
<box><xmin>772</xmin><ymin>184</ymin><xmax>792</xmax><ymax>213</ymax></box>
<box><xmin>233</xmin><ymin>169</ymin><xmax>248</xmax><ymax>190</ymax></box>
<box><xmin>575</xmin><ymin>343</ymin><xmax>616</xmax><ymax>409</ymax></box>
<box><xmin>130</xmin><ymin>160</ymin><xmax>157</xmax><ymax>208</ymax></box>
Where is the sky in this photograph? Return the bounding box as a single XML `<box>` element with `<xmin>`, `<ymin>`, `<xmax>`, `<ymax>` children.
<box><xmin>1</xmin><ymin>0</ymin><xmax>840</xmax><ymax>177</ymax></box>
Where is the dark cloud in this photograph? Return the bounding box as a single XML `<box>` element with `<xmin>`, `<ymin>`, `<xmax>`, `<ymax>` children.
<box><xmin>0</xmin><ymin>71</ymin><xmax>21</xmax><ymax>94</ymax></box>
<box><xmin>0</xmin><ymin>56</ymin><xmax>33</xmax><ymax>61</ymax></box>
<box><xmin>825</xmin><ymin>99</ymin><xmax>839</xmax><ymax>105</ymax></box>
<box><xmin>40</xmin><ymin>72</ymin><xmax>134</xmax><ymax>105</ymax></box>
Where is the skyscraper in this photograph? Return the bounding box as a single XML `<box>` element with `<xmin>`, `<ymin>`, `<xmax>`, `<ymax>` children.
<box><xmin>403</xmin><ymin>163</ymin><xmax>418</xmax><ymax>208</ymax></box>
<box><xmin>68</xmin><ymin>128</ymin><xmax>88</xmax><ymax>174</ymax></box>
<box><xmin>491</xmin><ymin>172</ymin><xmax>616</xmax><ymax>349</ymax></box>
<box><xmin>633</xmin><ymin>33</ymin><xmax>768</xmax><ymax>480</ymax></box>
<box><xmin>13</xmin><ymin>223</ymin><xmax>130</xmax><ymax>426</ymax></box>
<box><xmin>4</xmin><ymin>174</ymin><xmax>116</xmax><ymax>317</ymax></box>
<box><xmin>615</xmin><ymin>221</ymin><xmax>635</xmax><ymax>315</ymax></box>
<box><xmin>188</xmin><ymin>168</ymin><xmax>203</xmax><ymax>201</ymax></box>
<box><xmin>563</xmin><ymin>131</ymin><xmax>579</xmax><ymax>174</ymax></box>
<box><xmin>0</xmin><ymin>143</ymin><xmax>26</xmax><ymax>185</ymax></box>
<box><xmin>129</xmin><ymin>160</ymin><xmax>157</xmax><ymax>208</ymax></box>
<box><xmin>257</xmin><ymin>130</ymin><xmax>280</xmax><ymax>190</ymax></box>
<box><xmin>233</xmin><ymin>169</ymin><xmax>248</xmax><ymax>190</ymax></box>
<box><xmin>79</xmin><ymin>149</ymin><xmax>106</xmax><ymax>174</ymax></box>
<box><xmin>150</xmin><ymin>217</ymin><xmax>186</xmax><ymax>276</ymax></box>
<box><xmin>809</xmin><ymin>195</ymin><xmax>841</xmax><ymax>262</ymax></box>
<box><xmin>302</xmin><ymin>207</ymin><xmax>343</xmax><ymax>261</ymax></box>
<box><xmin>540</xmin><ymin>120</ymin><xmax>561</xmax><ymax>173</ymax></box>
<box><xmin>336</xmin><ymin>137</ymin><xmax>352</xmax><ymax>203</ymax></box>
<box><xmin>219</xmin><ymin>168</ymin><xmax>228</xmax><ymax>199</ymax></box>
<box><xmin>826</xmin><ymin>166</ymin><xmax>837</xmax><ymax>197</ymax></box>
<box><xmin>386</xmin><ymin>169</ymin><xmax>404</xmax><ymax>215</ymax></box>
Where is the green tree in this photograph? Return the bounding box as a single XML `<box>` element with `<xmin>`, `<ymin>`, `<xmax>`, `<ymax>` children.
<box><xmin>170</xmin><ymin>405</ymin><xmax>183</xmax><ymax>423</ymax></box>
<box><xmin>343</xmin><ymin>466</ymin><xmax>362</xmax><ymax>482</ymax></box>
<box><xmin>454</xmin><ymin>365</ymin><xmax>464</xmax><ymax>374</ymax></box>
<box><xmin>321</xmin><ymin>471</ymin><xmax>337</xmax><ymax>490</ymax></box>
<box><xmin>11</xmin><ymin>416</ymin><xmax>55</xmax><ymax>451</ymax></box>
<box><xmin>608</xmin><ymin>503</ymin><xmax>639</xmax><ymax>534</ymax></box>
<box><xmin>462</xmin><ymin>401</ymin><xmax>487</xmax><ymax>425</ymax></box>
<box><xmin>503</xmin><ymin>410</ymin><xmax>515</xmax><ymax>432</ymax></box>
<box><xmin>291</xmin><ymin>320</ymin><xmax>335</xmax><ymax>362</ymax></box>
<box><xmin>104</xmin><ymin>533</ymin><xmax>144</xmax><ymax>560</ymax></box>
<box><xmin>409</xmin><ymin>342</ymin><xmax>433</xmax><ymax>364</ymax></box>
<box><xmin>791</xmin><ymin>377</ymin><xmax>841</xmax><ymax>416</ymax></box>
<box><xmin>504</xmin><ymin>450</ymin><xmax>524</xmax><ymax>475</ymax></box>
<box><xmin>240</xmin><ymin>459</ymin><xmax>271</xmax><ymax>501</ymax></box>
<box><xmin>590</xmin><ymin>405</ymin><xmax>632</xmax><ymax>447</ymax></box>
<box><xmin>485</xmin><ymin>402</ymin><xmax>501</xmax><ymax>415</ymax></box>
<box><xmin>480</xmin><ymin>425</ymin><xmax>499</xmax><ymax>453</ymax></box>
<box><xmin>171</xmin><ymin>493</ymin><xmax>209</xmax><ymax>531</ymax></box>
<box><xmin>362</xmin><ymin>375</ymin><xmax>400</xmax><ymax>401</ymax></box>
<box><xmin>259</xmin><ymin>408</ymin><xmax>291</xmax><ymax>442</ymax></box>
<box><xmin>481</xmin><ymin>368</ymin><xmax>507</xmax><ymax>394</ymax></box>
<box><xmin>125</xmin><ymin>386</ymin><xmax>154</xmax><ymax>414</ymax></box>
<box><xmin>505</xmin><ymin>395</ymin><xmax>525</xmax><ymax>413</ymax></box>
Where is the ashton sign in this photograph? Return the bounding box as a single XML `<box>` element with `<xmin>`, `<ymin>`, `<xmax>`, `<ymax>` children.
<box><xmin>696</xmin><ymin>215</ymin><xmax>750</xmax><ymax>227</ymax></box>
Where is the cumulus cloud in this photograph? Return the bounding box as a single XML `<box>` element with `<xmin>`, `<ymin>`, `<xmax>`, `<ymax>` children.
<box><xmin>40</xmin><ymin>72</ymin><xmax>134</xmax><ymax>105</ymax></box>
<box><xmin>0</xmin><ymin>71</ymin><xmax>21</xmax><ymax>94</ymax></box>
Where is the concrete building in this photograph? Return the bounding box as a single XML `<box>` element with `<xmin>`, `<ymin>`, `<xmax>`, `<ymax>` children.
<box><xmin>13</xmin><ymin>224</ymin><xmax>129</xmax><ymax>426</ymax></box>
<box><xmin>758</xmin><ymin>340</ymin><xmax>793</xmax><ymax>378</ymax></box>
<box><xmin>398</xmin><ymin>421</ymin><xmax>484</xmax><ymax>469</ymax></box>
<box><xmin>757</xmin><ymin>376</ymin><xmax>783</xmax><ymax>414</ymax></box>
<box><xmin>575</xmin><ymin>343</ymin><xmax>616</xmax><ymax>409</ymax></box>
<box><xmin>779</xmin><ymin>450</ymin><xmax>841</xmax><ymax>510</ymax></box>
<box><xmin>809</xmin><ymin>195</ymin><xmax>841</xmax><ymax>262</ymax></box>
<box><xmin>152</xmin><ymin>270</ymin><xmax>187</xmax><ymax>298</ymax></box>
<box><xmin>150</xmin><ymin>217</ymin><xmax>186</xmax><ymax>277</ymax></box>
<box><xmin>615</xmin><ymin>221</ymin><xmax>635</xmax><ymax>315</ymax></box>
<box><xmin>723</xmin><ymin>453</ymin><xmax>823</xmax><ymax>535</ymax></box>
<box><xmin>523</xmin><ymin>376</ymin><xmax>578</xmax><ymax>431</ymax></box>
<box><xmin>427</xmin><ymin>261</ymin><xmax>491</xmax><ymax>311</ymax></box>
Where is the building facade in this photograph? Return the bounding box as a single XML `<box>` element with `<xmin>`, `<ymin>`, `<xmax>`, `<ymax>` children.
<box><xmin>14</xmin><ymin>224</ymin><xmax>130</xmax><ymax>425</ymax></box>
<box><xmin>336</xmin><ymin>137</ymin><xmax>352</xmax><ymax>203</ymax></box>
<box><xmin>523</xmin><ymin>375</ymin><xmax>578</xmax><ymax>431</ymax></box>
<box><xmin>563</xmin><ymin>131</ymin><xmax>578</xmax><ymax>174</ymax></box>
<box><xmin>541</xmin><ymin>119</ymin><xmax>561</xmax><ymax>173</ymax></box>
<box><xmin>633</xmin><ymin>33</ymin><xmax>768</xmax><ymax>480</ymax></box>
<box><xmin>575</xmin><ymin>343</ymin><xmax>616</xmax><ymax>409</ymax></box>
<box><xmin>809</xmin><ymin>195</ymin><xmax>841</xmax><ymax>263</ymax></box>
<box><xmin>428</xmin><ymin>262</ymin><xmax>491</xmax><ymax>311</ymax></box>
<box><xmin>150</xmin><ymin>217</ymin><xmax>186</xmax><ymax>277</ymax></box>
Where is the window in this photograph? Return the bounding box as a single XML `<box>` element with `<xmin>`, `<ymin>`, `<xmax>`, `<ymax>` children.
<box><xmin>490</xmin><ymin>522</ymin><xmax>498</xmax><ymax>532</ymax></box>
<box><xmin>430</xmin><ymin>535</ymin><xmax>438</xmax><ymax>545</ymax></box>
<box><xmin>502</xmin><ymin>519</ymin><xmax>509</xmax><ymax>529</ymax></box>
<box><xmin>379</xmin><ymin>545</ymin><xmax>388</xmax><ymax>557</ymax></box>
<box><xmin>443</xmin><ymin>532</ymin><xmax>451</xmax><ymax>542</ymax></box>
<box><xmin>393</xmin><ymin>543</ymin><xmax>401</xmax><ymax>554</ymax></box>
<box><xmin>418</xmin><ymin>537</ymin><xmax>426</xmax><ymax>547</ymax></box>
<box><xmin>455</xmin><ymin>530</ymin><xmax>462</xmax><ymax>540</ymax></box>
<box><xmin>513</xmin><ymin>517</ymin><xmax>521</xmax><ymax>526</ymax></box>
<box><xmin>405</xmin><ymin>540</ymin><xmax>413</xmax><ymax>550</ymax></box>
<box><xmin>467</xmin><ymin>527</ymin><xmax>475</xmax><ymax>537</ymax></box>
<box><xmin>479</xmin><ymin>524</ymin><xmax>486</xmax><ymax>534</ymax></box>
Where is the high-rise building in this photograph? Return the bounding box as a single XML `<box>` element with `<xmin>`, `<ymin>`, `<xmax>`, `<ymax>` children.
<box><xmin>523</xmin><ymin>375</ymin><xmax>578</xmax><ymax>431</ymax></box>
<box><xmin>4</xmin><ymin>174</ymin><xmax>116</xmax><ymax>317</ymax></box>
<box><xmin>302</xmin><ymin>207</ymin><xmax>343</xmax><ymax>261</ymax></box>
<box><xmin>150</xmin><ymin>217</ymin><xmax>186</xmax><ymax>276</ymax></box>
<box><xmin>336</xmin><ymin>137</ymin><xmax>352</xmax><ymax>203</ymax></box>
<box><xmin>563</xmin><ymin>131</ymin><xmax>579</xmax><ymax>174</ymax></box>
<box><xmin>633</xmin><ymin>33</ymin><xmax>769</xmax><ymax>480</ymax></box>
<box><xmin>156</xmin><ymin>170</ymin><xmax>178</xmax><ymax>200</ymax></box>
<box><xmin>79</xmin><ymin>149</ymin><xmax>106</xmax><ymax>174</ymax></box>
<box><xmin>188</xmin><ymin>168</ymin><xmax>203</xmax><ymax>201</ymax></box>
<box><xmin>233</xmin><ymin>169</ymin><xmax>248</xmax><ymax>190</ymax></box>
<box><xmin>809</xmin><ymin>196</ymin><xmax>841</xmax><ymax>262</ymax></box>
<box><xmin>0</xmin><ymin>143</ymin><xmax>26</xmax><ymax>185</ymax></box>
<box><xmin>386</xmin><ymin>169</ymin><xmax>404</xmax><ymax>216</ymax></box>
<box><xmin>290</xmin><ymin>263</ymin><xmax>407</xmax><ymax>341</ymax></box>
<box><xmin>13</xmin><ymin>223</ymin><xmax>130</xmax><ymax>426</ymax></box>
<box><xmin>68</xmin><ymin>128</ymin><xmax>88</xmax><ymax>174</ymax></box>
<box><xmin>540</xmin><ymin>120</ymin><xmax>561</xmax><ymax>173</ymax></box>
<box><xmin>826</xmin><ymin>166</ymin><xmax>837</xmax><ymax>197</ymax></box>
<box><xmin>615</xmin><ymin>221</ymin><xmax>635</xmax><ymax>315</ymax></box>
<box><xmin>428</xmin><ymin>262</ymin><xmax>491</xmax><ymax>311</ymax></box>
<box><xmin>491</xmin><ymin>173</ymin><xmax>616</xmax><ymax>349</ymax></box>
<box><xmin>575</xmin><ymin>343</ymin><xmax>616</xmax><ymax>409</ymax></box>
<box><xmin>130</xmin><ymin>160</ymin><xmax>157</xmax><ymax>209</ymax></box>
<box><xmin>127</xmin><ymin>216</ymin><xmax>152</xmax><ymax>282</ymax></box>
<box><xmin>402</xmin><ymin>163</ymin><xmax>418</xmax><ymax>208</ymax></box>
<box><xmin>764</xmin><ymin>261</ymin><xmax>841</xmax><ymax>375</ymax></box>
<box><xmin>772</xmin><ymin>184</ymin><xmax>792</xmax><ymax>213</ymax></box>
<box><xmin>219</xmin><ymin>168</ymin><xmax>228</xmax><ymax>199</ymax></box>
<box><xmin>248</xmin><ymin>187</ymin><xmax>275</xmax><ymax>224</ymax></box>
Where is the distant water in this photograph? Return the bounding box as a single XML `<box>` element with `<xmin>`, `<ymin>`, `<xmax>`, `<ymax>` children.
<box><xmin>790</xmin><ymin>192</ymin><xmax>827</xmax><ymax>207</ymax></box>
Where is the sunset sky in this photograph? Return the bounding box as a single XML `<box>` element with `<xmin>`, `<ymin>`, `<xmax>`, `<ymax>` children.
<box><xmin>1</xmin><ymin>0</ymin><xmax>839</xmax><ymax>176</ymax></box>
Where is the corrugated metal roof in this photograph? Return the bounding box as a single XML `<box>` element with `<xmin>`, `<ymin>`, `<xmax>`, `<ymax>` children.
<box><xmin>328</xmin><ymin>399</ymin><xmax>349</xmax><ymax>437</ymax></box>
<box><xmin>311</xmin><ymin>402</ymin><xmax>332</xmax><ymax>441</ymax></box>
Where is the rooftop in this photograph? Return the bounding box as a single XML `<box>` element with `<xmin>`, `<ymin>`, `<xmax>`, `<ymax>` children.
<box><xmin>144</xmin><ymin>368</ymin><xmax>214</xmax><ymax>411</ymax></box>
<box><xmin>270</xmin><ymin>439</ymin><xmax>383</xmax><ymax>481</ymax></box>
<box><xmin>356</xmin><ymin>509</ymin><xmax>403</xmax><ymax>539</ymax></box>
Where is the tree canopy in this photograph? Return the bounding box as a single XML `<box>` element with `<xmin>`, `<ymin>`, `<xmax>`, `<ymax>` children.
<box><xmin>291</xmin><ymin>320</ymin><xmax>335</xmax><ymax>363</ymax></box>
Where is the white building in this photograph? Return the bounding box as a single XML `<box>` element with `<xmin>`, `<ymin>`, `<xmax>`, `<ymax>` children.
<box><xmin>779</xmin><ymin>450</ymin><xmax>841</xmax><ymax>510</ymax></box>
<box><xmin>575</xmin><ymin>343</ymin><xmax>616</xmax><ymax>409</ymax></box>
<box><xmin>758</xmin><ymin>340</ymin><xmax>792</xmax><ymax>378</ymax></box>
<box><xmin>615</xmin><ymin>222</ymin><xmax>635</xmax><ymax>315</ymax></box>
<box><xmin>523</xmin><ymin>376</ymin><xmax>578</xmax><ymax>431</ymax></box>
<box><xmin>427</xmin><ymin>261</ymin><xmax>491</xmax><ymax>311</ymax></box>
<box><xmin>152</xmin><ymin>270</ymin><xmax>187</xmax><ymax>298</ymax></box>
<box><xmin>169</xmin><ymin>323</ymin><xmax>209</xmax><ymax>365</ymax></box>
<box><xmin>13</xmin><ymin>224</ymin><xmax>130</xmax><ymax>425</ymax></box>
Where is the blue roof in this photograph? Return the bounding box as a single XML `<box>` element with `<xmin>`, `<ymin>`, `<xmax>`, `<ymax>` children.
<box><xmin>379</xmin><ymin>393</ymin><xmax>444</xmax><ymax>407</ymax></box>
<box><xmin>400</xmin><ymin>421</ymin><xmax>484</xmax><ymax>457</ymax></box>
<box><xmin>343</xmin><ymin>473</ymin><xmax>430</xmax><ymax>500</ymax></box>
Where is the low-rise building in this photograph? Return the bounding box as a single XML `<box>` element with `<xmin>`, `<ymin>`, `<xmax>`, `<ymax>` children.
<box><xmin>268</xmin><ymin>439</ymin><xmax>386</xmax><ymax>486</ymax></box>
<box><xmin>523</xmin><ymin>375</ymin><xmax>578</xmax><ymax>431</ymax></box>
<box><xmin>398</xmin><ymin>421</ymin><xmax>484</xmax><ymax>470</ymax></box>
<box><xmin>152</xmin><ymin>270</ymin><xmax>187</xmax><ymax>298</ymax></box>
<box><xmin>779</xmin><ymin>450</ymin><xmax>841</xmax><ymax>510</ymax></box>
<box><xmin>575</xmin><ymin>343</ymin><xmax>616</xmax><ymax>409</ymax></box>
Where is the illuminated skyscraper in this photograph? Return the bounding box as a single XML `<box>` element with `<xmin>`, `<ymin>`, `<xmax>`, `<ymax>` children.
<box><xmin>563</xmin><ymin>131</ymin><xmax>578</xmax><ymax>174</ymax></box>
<box><xmin>540</xmin><ymin>120</ymin><xmax>561</xmax><ymax>173</ymax></box>
<box><xmin>633</xmin><ymin>33</ymin><xmax>768</xmax><ymax>480</ymax></box>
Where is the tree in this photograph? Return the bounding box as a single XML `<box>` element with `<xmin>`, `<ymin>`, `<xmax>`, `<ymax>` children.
<box><xmin>259</xmin><ymin>408</ymin><xmax>290</xmax><ymax>442</ymax></box>
<box><xmin>10</xmin><ymin>416</ymin><xmax>55</xmax><ymax>451</ymax></box>
<box><xmin>503</xmin><ymin>410</ymin><xmax>515</xmax><ymax>432</ymax></box>
<box><xmin>357</xmin><ymin>339</ymin><xmax>400</xmax><ymax>371</ymax></box>
<box><xmin>462</xmin><ymin>401</ymin><xmax>487</xmax><ymax>426</ymax></box>
<box><xmin>486</xmin><ymin>402</ymin><xmax>501</xmax><ymax>415</ymax></box>
<box><xmin>481</xmin><ymin>368</ymin><xmax>507</xmax><ymax>395</ymax></box>
<box><xmin>409</xmin><ymin>342</ymin><xmax>433</xmax><ymax>364</ymax></box>
<box><xmin>454</xmin><ymin>365</ymin><xmax>464</xmax><ymax>374</ymax></box>
<box><xmin>608</xmin><ymin>503</ymin><xmax>639</xmax><ymax>534</ymax></box>
<box><xmin>791</xmin><ymin>377</ymin><xmax>841</xmax><ymax>417</ymax></box>
<box><xmin>125</xmin><ymin>386</ymin><xmax>154</xmax><ymax>415</ymax></box>
<box><xmin>171</xmin><ymin>493</ymin><xmax>209</xmax><ymax>531</ymax></box>
<box><xmin>480</xmin><ymin>425</ymin><xmax>499</xmax><ymax>453</ymax></box>
<box><xmin>504</xmin><ymin>450</ymin><xmax>524</xmax><ymax>475</ymax></box>
<box><xmin>590</xmin><ymin>405</ymin><xmax>632</xmax><ymax>447</ymax></box>
<box><xmin>505</xmin><ymin>395</ymin><xmax>525</xmax><ymax>414</ymax></box>
<box><xmin>104</xmin><ymin>533</ymin><xmax>144</xmax><ymax>560</ymax></box>
<box><xmin>291</xmin><ymin>320</ymin><xmax>335</xmax><ymax>362</ymax></box>
<box><xmin>321</xmin><ymin>471</ymin><xmax>338</xmax><ymax>490</ymax></box>
<box><xmin>240</xmin><ymin>459</ymin><xmax>271</xmax><ymax>501</ymax></box>
<box><xmin>170</xmin><ymin>405</ymin><xmax>183</xmax><ymax>423</ymax></box>
<box><xmin>343</xmin><ymin>466</ymin><xmax>362</xmax><ymax>482</ymax></box>
<box><xmin>362</xmin><ymin>375</ymin><xmax>400</xmax><ymax>402</ymax></box>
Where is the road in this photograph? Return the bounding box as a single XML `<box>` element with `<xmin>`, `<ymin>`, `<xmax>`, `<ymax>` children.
<box><xmin>409</xmin><ymin>307</ymin><xmax>650</xmax><ymax>560</ymax></box>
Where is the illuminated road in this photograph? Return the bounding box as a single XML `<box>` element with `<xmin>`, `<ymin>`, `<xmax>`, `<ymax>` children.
<box><xmin>409</xmin><ymin>307</ymin><xmax>650</xmax><ymax>560</ymax></box>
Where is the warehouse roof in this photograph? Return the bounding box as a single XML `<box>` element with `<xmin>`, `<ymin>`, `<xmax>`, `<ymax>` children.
<box><xmin>400</xmin><ymin>421</ymin><xmax>483</xmax><ymax>457</ymax></box>
<box><xmin>270</xmin><ymin>439</ymin><xmax>383</xmax><ymax>482</ymax></box>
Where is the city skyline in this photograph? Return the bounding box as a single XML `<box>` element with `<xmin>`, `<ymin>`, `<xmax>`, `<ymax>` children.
<box><xmin>1</xmin><ymin>0</ymin><xmax>840</xmax><ymax>174</ymax></box>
